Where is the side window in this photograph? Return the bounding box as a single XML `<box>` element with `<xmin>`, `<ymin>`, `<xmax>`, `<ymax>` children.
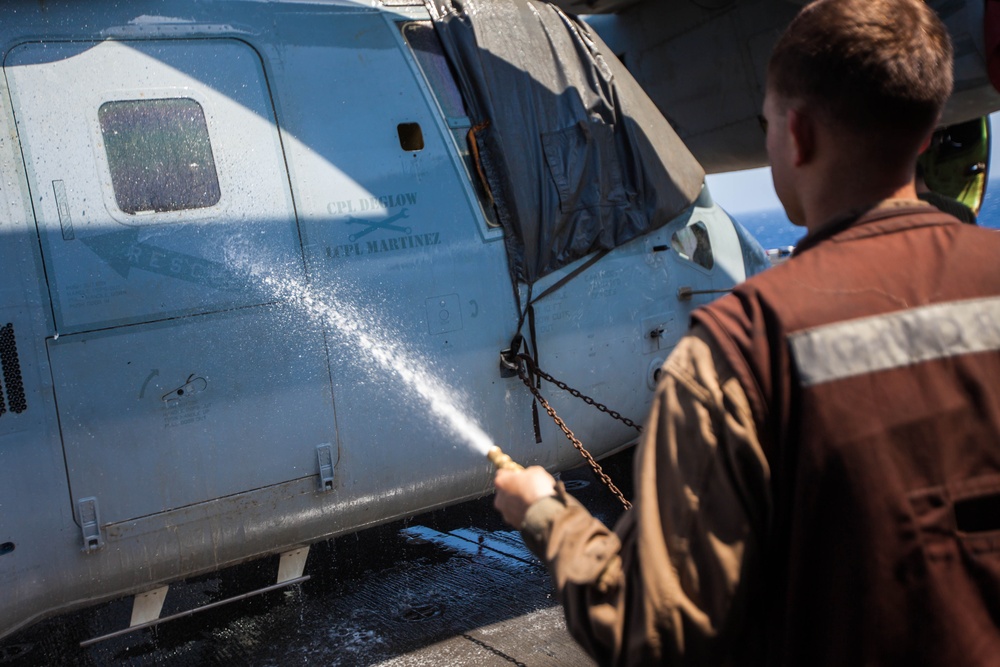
<box><xmin>99</xmin><ymin>98</ymin><xmax>221</xmax><ymax>214</ymax></box>
<box><xmin>401</xmin><ymin>22</ymin><xmax>467</xmax><ymax>120</ymax></box>
<box><xmin>671</xmin><ymin>221</ymin><xmax>714</xmax><ymax>270</ymax></box>
<box><xmin>401</xmin><ymin>21</ymin><xmax>498</xmax><ymax>228</ymax></box>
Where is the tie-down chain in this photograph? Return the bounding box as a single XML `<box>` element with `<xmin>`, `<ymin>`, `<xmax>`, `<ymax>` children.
<box><xmin>502</xmin><ymin>351</ymin><xmax>639</xmax><ymax>511</ymax></box>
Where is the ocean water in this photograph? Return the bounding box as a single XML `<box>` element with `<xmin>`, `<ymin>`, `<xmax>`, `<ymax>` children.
<box><xmin>729</xmin><ymin>184</ymin><xmax>1000</xmax><ymax>251</ymax></box>
<box><xmin>730</xmin><ymin>209</ymin><xmax>802</xmax><ymax>250</ymax></box>
<box><xmin>975</xmin><ymin>184</ymin><xmax>1000</xmax><ymax>230</ymax></box>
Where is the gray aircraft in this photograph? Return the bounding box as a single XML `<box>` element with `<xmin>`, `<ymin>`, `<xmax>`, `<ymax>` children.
<box><xmin>574</xmin><ymin>0</ymin><xmax>1000</xmax><ymax>175</ymax></box>
<box><xmin>0</xmin><ymin>0</ymin><xmax>996</xmax><ymax>646</ymax></box>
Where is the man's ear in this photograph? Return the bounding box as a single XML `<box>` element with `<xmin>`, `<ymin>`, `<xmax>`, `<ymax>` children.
<box><xmin>918</xmin><ymin>133</ymin><xmax>933</xmax><ymax>155</ymax></box>
<box><xmin>788</xmin><ymin>107</ymin><xmax>814</xmax><ymax>166</ymax></box>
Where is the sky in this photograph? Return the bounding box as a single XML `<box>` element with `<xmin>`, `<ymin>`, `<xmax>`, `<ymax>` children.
<box><xmin>704</xmin><ymin>111</ymin><xmax>1000</xmax><ymax>216</ymax></box>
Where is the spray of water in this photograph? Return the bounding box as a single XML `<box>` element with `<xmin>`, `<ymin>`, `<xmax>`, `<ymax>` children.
<box><xmin>262</xmin><ymin>275</ymin><xmax>496</xmax><ymax>457</ymax></box>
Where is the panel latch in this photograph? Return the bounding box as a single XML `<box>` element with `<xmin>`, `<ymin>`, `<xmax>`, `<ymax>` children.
<box><xmin>78</xmin><ymin>497</ymin><xmax>103</xmax><ymax>552</ymax></box>
<box><xmin>316</xmin><ymin>443</ymin><xmax>336</xmax><ymax>492</ymax></box>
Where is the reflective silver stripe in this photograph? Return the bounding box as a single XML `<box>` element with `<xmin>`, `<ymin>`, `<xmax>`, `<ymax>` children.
<box><xmin>789</xmin><ymin>296</ymin><xmax>1000</xmax><ymax>387</ymax></box>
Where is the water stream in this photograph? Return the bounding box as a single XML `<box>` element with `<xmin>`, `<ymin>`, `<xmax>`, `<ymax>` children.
<box><xmin>263</xmin><ymin>275</ymin><xmax>496</xmax><ymax>457</ymax></box>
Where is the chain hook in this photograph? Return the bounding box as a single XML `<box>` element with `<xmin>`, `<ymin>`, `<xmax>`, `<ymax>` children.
<box><xmin>512</xmin><ymin>354</ymin><xmax>634</xmax><ymax>511</ymax></box>
<box><xmin>499</xmin><ymin>347</ymin><xmax>522</xmax><ymax>378</ymax></box>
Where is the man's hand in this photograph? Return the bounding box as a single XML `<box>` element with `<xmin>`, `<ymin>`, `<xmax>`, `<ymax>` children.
<box><xmin>493</xmin><ymin>466</ymin><xmax>557</xmax><ymax>528</ymax></box>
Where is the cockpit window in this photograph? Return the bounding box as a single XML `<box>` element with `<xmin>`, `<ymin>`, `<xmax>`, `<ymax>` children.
<box><xmin>400</xmin><ymin>21</ymin><xmax>499</xmax><ymax>228</ymax></box>
<box><xmin>401</xmin><ymin>22</ymin><xmax>468</xmax><ymax>120</ymax></box>
<box><xmin>671</xmin><ymin>221</ymin><xmax>714</xmax><ymax>270</ymax></box>
<box><xmin>99</xmin><ymin>98</ymin><xmax>221</xmax><ymax>214</ymax></box>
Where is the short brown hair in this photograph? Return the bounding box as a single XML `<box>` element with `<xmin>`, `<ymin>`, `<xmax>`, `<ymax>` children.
<box><xmin>768</xmin><ymin>0</ymin><xmax>952</xmax><ymax>144</ymax></box>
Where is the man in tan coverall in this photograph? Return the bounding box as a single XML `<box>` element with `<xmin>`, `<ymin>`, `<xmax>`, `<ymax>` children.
<box><xmin>494</xmin><ymin>0</ymin><xmax>1000</xmax><ymax>665</ymax></box>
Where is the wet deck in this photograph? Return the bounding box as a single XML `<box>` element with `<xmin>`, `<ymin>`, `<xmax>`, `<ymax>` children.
<box><xmin>0</xmin><ymin>449</ymin><xmax>634</xmax><ymax>666</ymax></box>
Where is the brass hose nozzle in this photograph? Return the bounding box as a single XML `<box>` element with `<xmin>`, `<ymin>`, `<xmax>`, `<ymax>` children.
<box><xmin>487</xmin><ymin>445</ymin><xmax>524</xmax><ymax>471</ymax></box>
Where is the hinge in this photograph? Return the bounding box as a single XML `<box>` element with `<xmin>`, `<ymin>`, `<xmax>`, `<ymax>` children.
<box><xmin>277</xmin><ymin>546</ymin><xmax>310</xmax><ymax>584</ymax></box>
<box><xmin>316</xmin><ymin>443</ymin><xmax>336</xmax><ymax>492</ymax></box>
<box><xmin>78</xmin><ymin>497</ymin><xmax>103</xmax><ymax>552</ymax></box>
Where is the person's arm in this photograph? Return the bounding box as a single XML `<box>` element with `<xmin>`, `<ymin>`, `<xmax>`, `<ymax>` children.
<box><xmin>494</xmin><ymin>325</ymin><xmax>771</xmax><ymax>665</ymax></box>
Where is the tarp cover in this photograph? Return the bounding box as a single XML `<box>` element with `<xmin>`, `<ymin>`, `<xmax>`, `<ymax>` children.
<box><xmin>427</xmin><ymin>0</ymin><xmax>705</xmax><ymax>284</ymax></box>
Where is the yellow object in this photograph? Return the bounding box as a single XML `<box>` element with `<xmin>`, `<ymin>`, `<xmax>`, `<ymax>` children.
<box><xmin>918</xmin><ymin>116</ymin><xmax>990</xmax><ymax>215</ymax></box>
<box><xmin>487</xmin><ymin>446</ymin><xmax>524</xmax><ymax>471</ymax></box>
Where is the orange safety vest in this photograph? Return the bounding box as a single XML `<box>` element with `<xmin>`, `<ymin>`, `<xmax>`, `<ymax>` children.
<box><xmin>695</xmin><ymin>205</ymin><xmax>1000</xmax><ymax>666</ymax></box>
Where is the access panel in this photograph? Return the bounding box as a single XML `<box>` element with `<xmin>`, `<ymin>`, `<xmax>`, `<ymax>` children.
<box><xmin>47</xmin><ymin>305</ymin><xmax>336</xmax><ymax>525</ymax></box>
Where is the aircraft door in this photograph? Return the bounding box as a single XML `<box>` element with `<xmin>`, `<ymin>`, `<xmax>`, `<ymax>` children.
<box><xmin>4</xmin><ymin>40</ymin><xmax>336</xmax><ymax>525</ymax></box>
<box><xmin>5</xmin><ymin>39</ymin><xmax>301</xmax><ymax>330</ymax></box>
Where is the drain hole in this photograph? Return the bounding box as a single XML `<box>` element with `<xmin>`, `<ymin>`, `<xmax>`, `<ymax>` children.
<box><xmin>398</xmin><ymin>602</ymin><xmax>442</xmax><ymax>622</ymax></box>
<box><xmin>0</xmin><ymin>643</ymin><xmax>34</xmax><ymax>663</ymax></box>
<box><xmin>0</xmin><ymin>543</ymin><xmax>13</xmax><ymax>556</ymax></box>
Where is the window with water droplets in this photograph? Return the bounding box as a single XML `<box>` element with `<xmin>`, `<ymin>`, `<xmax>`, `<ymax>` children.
<box><xmin>99</xmin><ymin>98</ymin><xmax>221</xmax><ymax>215</ymax></box>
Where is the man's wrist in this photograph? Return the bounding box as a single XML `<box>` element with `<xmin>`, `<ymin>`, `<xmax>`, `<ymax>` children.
<box><xmin>520</xmin><ymin>490</ymin><xmax>567</xmax><ymax>555</ymax></box>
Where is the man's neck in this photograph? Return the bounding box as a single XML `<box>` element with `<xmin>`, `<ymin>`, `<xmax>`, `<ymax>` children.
<box><xmin>802</xmin><ymin>177</ymin><xmax>919</xmax><ymax>236</ymax></box>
